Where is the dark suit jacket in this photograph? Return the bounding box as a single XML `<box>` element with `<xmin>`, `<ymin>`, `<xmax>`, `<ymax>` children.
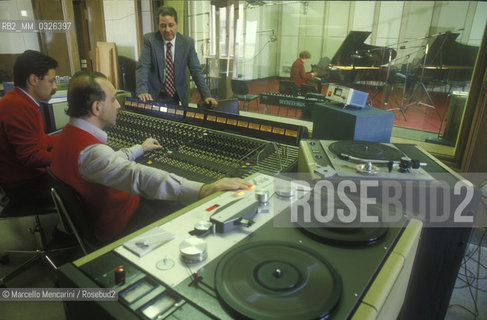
<box><xmin>136</xmin><ymin>31</ymin><xmax>210</xmax><ymax>106</ymax></box>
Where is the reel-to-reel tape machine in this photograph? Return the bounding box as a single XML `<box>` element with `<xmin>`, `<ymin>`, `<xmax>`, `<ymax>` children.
<box><xmin>58</xmin><ymin>171</ymin><xmax>422</xmax><ymax>320</ymax></box>
<box><xmin>57</xmin><ymin>140</ymin><xmax>480</xmax><ymax>320</ymax></box>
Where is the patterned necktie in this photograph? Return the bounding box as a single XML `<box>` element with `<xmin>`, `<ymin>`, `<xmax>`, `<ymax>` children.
<box><xmin>164</xmin><ymin>42</ymin><xmax>176</xmax><ymax>97</ymax></box>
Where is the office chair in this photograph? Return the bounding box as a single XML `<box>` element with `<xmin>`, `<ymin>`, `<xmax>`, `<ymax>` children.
<box><xmin>0</xmin><ymin>185</ymin><xmax>70</xmax><ymax>287</ymax></box>
<box><xmin>231</xmin><ymin>79</ymin><xmax>259</xmax><ymax>111</ymax></box>
<box><xmin>47</xmin><ymin>168</ymin><xmax>102</xmax><ymax>255</ymax></box>
<box><xmin>279</xmin><ymin>80</ymin><xmax>300</xmax><ymax>96</ymax></box>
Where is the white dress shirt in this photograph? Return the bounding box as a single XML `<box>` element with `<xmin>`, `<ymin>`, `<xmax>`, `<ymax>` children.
<box><xmin>71</xmin><ymin>117</ymin><xmax>203</xmax><ymax>203</ymax></box>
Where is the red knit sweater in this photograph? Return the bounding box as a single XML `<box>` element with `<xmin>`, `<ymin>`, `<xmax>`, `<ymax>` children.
<box><xmin>51</xmin><ymin>124</ymin><xmax>139</xmax><ymax>242</ymax></box>
<box><xmin>290</xmin><ymin>58</ymin><xmax>313</xmax><ymax>87</ymax></box>
<box><xmin>0</xmin><ymin>88</ymin><xmax>58</xmax><ymax>187</ymax></box>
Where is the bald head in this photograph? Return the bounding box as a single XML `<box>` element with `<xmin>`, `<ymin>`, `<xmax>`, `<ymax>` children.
<box><xmin>66</xmin><ymin>71</ymin><xmax>107</xmax><ymax>118</ymax></box>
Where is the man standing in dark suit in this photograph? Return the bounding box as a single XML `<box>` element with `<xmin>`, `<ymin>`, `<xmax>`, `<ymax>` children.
<box><xmin>136</xmin><ymin>6</ymin><xmax>217</xmax><ymax>108</ymax></box>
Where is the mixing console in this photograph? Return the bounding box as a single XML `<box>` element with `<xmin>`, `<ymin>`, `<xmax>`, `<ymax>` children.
<box><xmin>107</xmin><ymin>110</ymin><xmax>300</xmax><ymax>183</ymax></box>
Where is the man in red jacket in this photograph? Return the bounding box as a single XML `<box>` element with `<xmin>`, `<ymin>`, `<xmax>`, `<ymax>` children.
<box><xmin>51</xmin><ymin>71</ymin><xmax>251</xmax><ymax>242</ymax></box>
<box><xmin>0</xmin><ymin>50</ymin><xmax>58</xmax><ymax>205</ymax></box>
<box><xmin>290</xmin><ymin>50</ymin><xmax>317</xmax><ymax>87</ymax></box>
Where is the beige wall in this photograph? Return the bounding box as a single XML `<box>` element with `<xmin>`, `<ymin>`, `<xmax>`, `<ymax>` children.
<box><xmin>103</xmin><ymin>0</ymin><xmax>138</xmax><ymax>60</ymax></box>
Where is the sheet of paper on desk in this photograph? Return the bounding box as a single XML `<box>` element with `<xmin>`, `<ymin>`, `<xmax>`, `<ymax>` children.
<box><xmin>123</xmin><ymin>226</ymin><xmax>175</xmax><ymax>257</ymax></box>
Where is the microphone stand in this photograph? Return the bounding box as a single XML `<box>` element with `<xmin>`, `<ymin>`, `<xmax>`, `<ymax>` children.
<box><xmin>385</xmin><ymin>54</ymin><xmax>410</xmax><ymax>121</ymax></box>
<box><xmin>368</xmin><ymin>48</ymin><xmax>393</xmax><ymax>109</ymax></box>
<box><xmin>403</xmin><ymin>36</ymin><xmax>442</xmax><ymax>120</ymax></box>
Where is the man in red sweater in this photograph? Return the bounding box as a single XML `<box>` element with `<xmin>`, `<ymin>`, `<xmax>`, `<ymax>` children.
<box><xmin>0</xmin><ymin>50</ymin><xmax>58</xmax><ymax>205</ymax></box>
<box><xmin>51</xmin><ymin>71</ymin><xmax>251</xmax><ymax>242</ymax></box>
<box><xmin>290</xmin><ymin>50</ymin><xmax>317</xmax><ymax>87</ymax></box>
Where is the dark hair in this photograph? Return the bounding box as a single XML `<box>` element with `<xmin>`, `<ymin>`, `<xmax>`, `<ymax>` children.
<box><xmin>299</xmin><ymin>51</ymin><xmax>311</xmax><ymax>59</ymax></box>
<box><xmin>66</xmin><ymin>71</ymin><xmax>107</xmax><ymax>118</ymax></box>
<box><xmin>157</xmin><ymin>5</ymin><xmax>178</xmax><ymax>24</ymax></box>
<box><xmin>13</xmin><ymin>50</ymin><xmax>58</xmax><ymax>88</ymax></box>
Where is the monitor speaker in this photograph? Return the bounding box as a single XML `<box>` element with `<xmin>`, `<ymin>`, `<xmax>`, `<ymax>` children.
<box><xmin>441</xmin><ymin>91</ymin><xmax>468</xmax><ymax>144</ymax></box>
<box><xmin>311</xmin><ymin>103</ymin><xmax>394</xmax><ymax>142</ymax></box>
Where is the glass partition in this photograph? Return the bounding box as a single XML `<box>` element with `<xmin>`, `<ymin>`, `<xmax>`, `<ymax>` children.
<box><xmin>186</xmin><ymin>1</ymin><xmax>486</xmax><ymax>157</ymax></box>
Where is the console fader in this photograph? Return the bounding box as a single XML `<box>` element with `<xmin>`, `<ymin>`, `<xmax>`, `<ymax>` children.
<box><xmin>107</xmin><ymin>107</ymin><xmax>301</xmax><ymax>183</ymax></box>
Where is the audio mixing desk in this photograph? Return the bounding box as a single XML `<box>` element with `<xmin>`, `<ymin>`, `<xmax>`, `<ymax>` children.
<box><xmin>105</xmin><ymin>98</ymin><xmax>308</xmax><ymax>184</ymax></box>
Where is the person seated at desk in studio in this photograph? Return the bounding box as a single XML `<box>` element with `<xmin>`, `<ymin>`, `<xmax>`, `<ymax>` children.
<box><xmin>0</xmin><ymin>50</ymin><xmax>58</xmax><ymax>205</ymax></box>
<box><xmin>50</xmin><ymin>71</ymin><xmax>251</xmax><ymax>242</ymax></box>
<box><xmin>290</xmin><ymin>50</ymin><xmax>318</xmax><ymax>88</ymax></box>
<box><xmin>135</xmin><ymin>5</ymin><xmax>217</xmax><ymax>108</ymax></box>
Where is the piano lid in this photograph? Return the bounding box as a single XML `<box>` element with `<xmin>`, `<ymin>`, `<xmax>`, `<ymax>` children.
<box><xmin>413</xmin><ymin>31</ymin><xmax>479</xmax><ymax>83</ymax></box>
<box><xmin>421</xmin><ymin>32</ymin><xmax>478</xmax><ymax>68</ymax></box>
<box><xmin>329</xmin><ymin>31</ymin><xmax>397</xmax><ymax>68</ymax></box>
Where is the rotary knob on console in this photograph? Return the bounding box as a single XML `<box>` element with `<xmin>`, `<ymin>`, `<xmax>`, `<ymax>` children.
<box><xmin>275</xmin><ymin>186</ymin><xmax>296</xmax><ymax>199</ymax></box>
<box><xmin>189</xmin><ymin>221</ymin><xmax>214</xmax><ymax>237</ymax></box>
<box><xmin>256</xmin><ymin>189</ymin><xmax>269</xmax><ymax>205</ymax></box>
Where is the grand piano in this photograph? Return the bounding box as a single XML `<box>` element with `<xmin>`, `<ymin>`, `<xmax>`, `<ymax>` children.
<box><xmin>312</xmin><ymin>31</ymin><xmax>397</xmax><ymax>85</ymax></box>
<box><xmin>415</xmin><ymin>31</ymin><xmax>478</xmax><ymax>86</ymax></box>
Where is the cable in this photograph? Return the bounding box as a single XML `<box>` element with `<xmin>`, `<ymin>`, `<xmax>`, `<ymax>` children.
<box><xmin>243</xmin><ymin>39</ymin><xmax>274</xmax><ymax>63</ymax></box>
<box><xmin>224</xmin><ymin>141</ymin><xmax>270</xmax><ymax>177</ymax></box>
<box><xmin>256</xmin><ymin>142</ymin><xmax>283</xmax><ymax>174</ymax></box>
<box><xmin>464</xmin><ymin>258</ymin><xmax>479</xmax><ymax>319</ymax></box>
<box><xmin>255</xmin><ymin>142</ymin><xmax>291</xmax><ymax>175</ymax></box>
<box><xmin>183</xmin><ymin>261</ymin><xmax>217</xmax><ymax>299</ymax></box>
<box><xmin>448</xmin><ymin>304</ymin><xmax>478</xmax><ymax>317</ymax></box>
<box><xmin>473</xmin><ymin>229</ymin><xmax>485</xmax><ymax>319</ymax></box>
<box><xmin>449</xmin><ymin>227</ymin><xmax>486</xmax><ymax>319</ymax></box>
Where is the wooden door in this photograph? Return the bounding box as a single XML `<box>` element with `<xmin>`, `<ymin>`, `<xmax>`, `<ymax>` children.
<box><xmin>72</xmin><ymin>0</ymin><xmax>106</xmax><ymax>71</ymax></box>
<box><xmin>32</xmin><ymin>0</ymin><xmax>72</xmax><ymax>76</ymax></box>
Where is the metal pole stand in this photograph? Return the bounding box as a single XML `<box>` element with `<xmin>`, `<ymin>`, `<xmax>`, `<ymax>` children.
<box><xmin>403</xmin><ymin>41</ymin><xmax>442</xmax><ymax>120</ymax></box>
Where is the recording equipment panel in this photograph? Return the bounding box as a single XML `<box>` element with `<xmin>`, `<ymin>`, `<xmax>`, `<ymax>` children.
<box><xmin>39</xmin><ymin>90</ymin><xmax>69</xmax><ymax>133</ymax></box>
<box><xmin>58</xmin><ymin>172</ymin><xmax>422</xmax><ymax>320</ymax></box>
<box><xmin>123</xmin><ymin>97</ymin><xmax>308</xmax><ymax>146</ymax></box>
<box><xmin>260</xmin><ymin>92</ymin><xmax>328</xmax><ymax>109</ymax></box>
<box><xmin>298</xmin><ymin>139</ymin><xmax>481</xmax><ymax>319</ymax></box>
<box><xmin>107</xmin><ymin>98</ymin><xmax>306</xmax><ymax>183</ymax></box>
<box><xmin>325</xmin><ymin>84</ymin><xmax>368</xmax><ymax>108</ymax></box>
<box><xmin>260</xmin><ymin>92</ymin><xmax>307</xmax><ymax>108</ymax></box>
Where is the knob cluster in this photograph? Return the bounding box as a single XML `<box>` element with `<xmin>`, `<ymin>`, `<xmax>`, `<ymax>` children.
<box><xmin>106</xmin><ymin>110</ymin><xmax>297</xmax><ymax>183</ymax></box>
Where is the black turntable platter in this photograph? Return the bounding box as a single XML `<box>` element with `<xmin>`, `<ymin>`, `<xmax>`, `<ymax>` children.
<box><xmin>295</xmin><ymin>197</ymin><xmax>388</xmax><ymax>244</ymax></box>
<box><xmin>329</xmin><ymin>140</ymin><xmax>404</xmax><ymax>161</ymax></box>
<box><xmin>214</xmin><ymin>241</ymin><xmax>342</xmax><ymax>320</ymax></box>
<box><xmin>300</xmin><ymin>223</ymin><xmax>388</xmax><ymax>245</ymax></box>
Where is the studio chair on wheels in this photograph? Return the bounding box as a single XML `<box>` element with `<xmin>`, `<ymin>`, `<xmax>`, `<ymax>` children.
<box><xmin>231</xmin><ymin>79</ymin><xmax>259</xmax><ymax>111</ymax></box>
<box><xmin>0</xmin><ymin>184</ymin><xmax>69</xmax><ymax>287</ymax></box>
<box><xmin>47</xmin><ymin>168</ymin><xmax>102</xmax><ymax>256</ymax></box>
